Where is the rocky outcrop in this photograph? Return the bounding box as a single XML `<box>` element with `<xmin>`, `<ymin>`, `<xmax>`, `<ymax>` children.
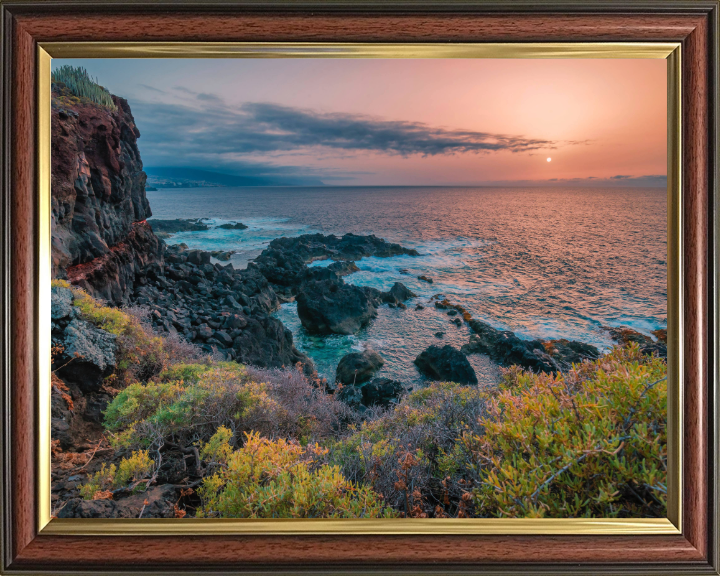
<box><xmin>338</xmin><ymin>377</ymin><xmax>406</xmax><ymax>409</ymax></box>
<box><xmin>462</xmin><ymin>320</ymin><xmax>599</xmax><ymax>373</ymax></box>
<box><xmin>66</xmin><ymin>220</ymin><xmax>164</xmax><ymax>305</ymax></box>
<box><xmin>335</xmin><ymin>349</ymin><xmax>385</xmax><ymax>385</ymax></box>
<box><xmin>217</xmin><ymin>222</ymin><xmax>248</xmax><ymax>230</ymax></box>
<box><xmin>131</xmin><ymin>244</ymin><xmax>313</xmax><ymax>373</ymax></box>
<box><xmin>52</xmin><ymin>285</ymin><xmax>117</xmax><ymax>393</ymax></box>
<box><xmin>386</xmin><ymin>282</ymin><xmax>416</xmax><ymax>304</ymax></box>
<box><xmin>250</xmin><ymin>233</ymin><xmax>419</xmax><ymax>289</ymax></box>
<box><xmin>296</xmin><ymin>278</ymin><xmax>378</xmax><ymax>335</ymax></box>
<box><xmin>52</xmin><ymin>81</ymin><xmax>163</xmax><ymax>304</ymax></box>
<box><xmin>602</xmin><ymin>325</ymin><xmax>667</xmax><ymax>358</ymax></box>
<box><xmin>414</xmin><ymin>345</ymin><xmax>477</xmax><ymax>384</ymax></box>
<box><xmin>462</xmin><ymin>320</ymin><xmax>556</xmax><ymax>373</ymax></box>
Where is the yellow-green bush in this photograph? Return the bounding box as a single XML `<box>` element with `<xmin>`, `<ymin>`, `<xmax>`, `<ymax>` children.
<box><xmin>103</xmin><ymin>364</ymin><xmax>274</xmax><ymax>451</ymax></box>
<box><xmin>468</xmin><ymin>344</ymin><xmax>667</xmax><ymax>518</ymax></box>
<box><xmin>79</xmin><ymin>450</ymin><xmax>155</xmax><ymax>499</ymax></box>
<box><xmin>197</xmin><ymin>430</ymin><xmax>396</xmax><ymax>519</ymax></box>
<box><xmin>54</xmin><ymin>281</ymin><xmax>204</xmax><ymax>386</ymax></box>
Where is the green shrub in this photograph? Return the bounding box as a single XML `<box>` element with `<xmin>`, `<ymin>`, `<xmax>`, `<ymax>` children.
<box><xmin>103</xmin><ymin>363</ymin><xmax>283</xmax><ymax>451</ymax></box>
<box><xmin>468</xmin><ymin>344</ymin><xmax>667</xmax><ymax>518</ymax></box>
<box><xmin>197</xmin><ymin>430</ymin><xmax>396</xmax><ymax>519</ymax></box>
<box><xmin>79</xmin><ymin>450</ymin><xmax>155</xmax><ymax>499</ymax></box>
<box><xmin>51</xmin><ymin>65</ymin><xmax>117</xmax><ymax>111</ymax></box>
<box><xmin>69</xmin><ymin>287</ymin><xmax>204</xmax><ymax>385</ymax></box>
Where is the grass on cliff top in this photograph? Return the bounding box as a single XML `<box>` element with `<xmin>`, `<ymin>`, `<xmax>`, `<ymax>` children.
<box><xmin>51</xmin><ymin>65</ymin><xmax>117</xmax><ymax>111</ymax></box>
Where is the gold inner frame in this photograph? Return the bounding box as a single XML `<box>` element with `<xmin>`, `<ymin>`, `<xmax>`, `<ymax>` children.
<box><xmin>37</xmin><ymin>42</ymin><xmax>682</xmax><ymax>536</ymax></box>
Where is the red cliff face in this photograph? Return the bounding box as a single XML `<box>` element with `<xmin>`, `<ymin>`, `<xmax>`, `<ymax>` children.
<box><xmin>51</xmin><ymin>82</ymin><xmax>163</xmax><ymax>304</ymax></box>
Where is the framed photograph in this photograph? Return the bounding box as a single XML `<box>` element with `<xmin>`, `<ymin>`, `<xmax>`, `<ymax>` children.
<box><xmin>1</xmin><ymin>1</ymin><xmax>718</xmax><ymax>574</ymax></box>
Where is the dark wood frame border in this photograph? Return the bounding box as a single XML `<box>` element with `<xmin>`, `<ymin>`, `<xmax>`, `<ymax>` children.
<box><xmin>1</xmin><ymin>1</ymin><xmax>718</xmax><ymax>574</ymax></box>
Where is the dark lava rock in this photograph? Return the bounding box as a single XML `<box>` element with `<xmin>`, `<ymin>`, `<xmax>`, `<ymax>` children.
<box><xmin>414</xmin><ymin>345</ymin><xmax>477</xmax><ymax>384</ymax></box>
<box><xmin>83</xmin><ymin>393</ymin><xmax>112</xmax><ymax>424</ymax></box>
<box><xmin>387</xmin><ymin>282</ymin><xmax>416</xmax><ymax>303</ymax></box>
<box><xmin>361</xmin><ymin>378</ymin><xmax>405</xmax><ymax>406</ymax></box>
<box><xmin>232</xmin><ymin>315</ymin><xmax>311</xmax><ymax>373</ymax></box>
<box><xmin>335</xmin><ymin>349</ymin><xmax>385</xmax><ymax>385</ymax></box>
<box><xmin>327</xmin><ymin>260</ymin><xmax>360</xmax><ymax>276</ymax></box>
<box><xmin>51</xmin><ymin>418</ymin><xmax>74</xmax><ymax>451</ymax></box>
<box><xmin>51</xmin><ymin>83</ymin><xmax>154</xmax><ymax>280</ymax></box>
<box><xmin>418</xmin><ymin>275</ymin><xmax>433</xmax><ymax>284</ymax></box>
<box><xmin>55</xmin><ymin>318</ymin><xmax>117</xmax><ymax>393</ymax></box>
<box><xmin>602</xmin><ymin>325</ymin><xmax>667</xmax><ymax>358</ymax></box>
<box><xmin>58</xmin><ymin>484</ymin><xmax>177</xmax><ymax>519</ymax></box>
<box><xmin>51</xmin><ymin>285</ymin><xmax>74</xmax><ymax>320</ymax></box>
<box><xmin>336</xmin><ymin>384</ymin><xmax>364</xmax><ymax>407</ymax></box>
<box><xmin>462</xmin><ymin>319</ymin><xmax>556</xmax><ymax>374</ymax></box>
<box><xmin>211</xmin><ymin>250</ymin><xmax>235</xmax><ymax>261</ymax></box>
<box><xmin>216</xmin><ymin>222</ymin><xmax>248</xmax><ymax>230</ymax></box>
<box><xmin>148</xmin><ymin>218</ymin><xmax>209</xmax><ymax>238</ymax></box>
<box><xmin>297</xmin><ymin>279</ymin><xmax>377</xmax><ymax>335</ymax></box>
<box><xmin>252</xmin><ymin>232</ymin><xmax>419</xmax><ymax>288</ymax></box>
<box><xmin>336</xmin><ymin>378</ymin><xmax>405</xmax><ymax>408</ymax></box>
<box><xmin>544</xmin><ymin>339</ymin><xmax>600</xmax><ymax>366</ymax></box>
<box><xmin>187</xmin><ymin>250</ymin><xmax>211</xmax><ymax>266</ymax></box>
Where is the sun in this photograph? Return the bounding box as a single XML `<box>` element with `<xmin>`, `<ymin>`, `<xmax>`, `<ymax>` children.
<box><xmin>546</xmin><ymin>158</ymin><xmax>552</xmax><ymax>162</ymax></box>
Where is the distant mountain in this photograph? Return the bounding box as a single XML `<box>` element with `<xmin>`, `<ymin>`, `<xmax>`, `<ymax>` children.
<box><xmin>144</xmin><ymin>167</ymin><xmax>324</xmax><ymax>188</ymax></box>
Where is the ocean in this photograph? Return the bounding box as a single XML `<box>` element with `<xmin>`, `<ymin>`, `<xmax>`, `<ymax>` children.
<box><xmin>146</xmin><ymin>186</ymin><xmax>667</xmax><ymax>385</ymax></box>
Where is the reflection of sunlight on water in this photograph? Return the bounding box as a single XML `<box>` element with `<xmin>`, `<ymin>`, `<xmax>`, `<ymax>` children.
<box><xmin>149</xmin><ymin>186</ymin><xmax>667</xmax><ymax>385</ymax></box>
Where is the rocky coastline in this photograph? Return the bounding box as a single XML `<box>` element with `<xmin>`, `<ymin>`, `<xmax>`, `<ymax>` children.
<box><xmin>49</xmin><ymin>80</ymin><xmax>668</xmax><ymax>519</ymax></box>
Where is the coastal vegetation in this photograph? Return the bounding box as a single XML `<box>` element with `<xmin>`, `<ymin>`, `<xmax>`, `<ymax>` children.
<box><xmin>51</xmin><ymin>65</ymin><xmax>117</xmax><ymax>111</ymax></box>
<box><xmin>53</xmin><ymin>281</ymin><xmax>667</xmax><ymax>519</ymax></box>
<box><xmin>49</xmin><ymin>72</ymin><xmax>669</xmax><ymax>521</ymax></box>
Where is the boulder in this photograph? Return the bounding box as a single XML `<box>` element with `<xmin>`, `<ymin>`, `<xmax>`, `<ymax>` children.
<box><xmin>231</xmin><ymin>314</ymin><xmax>313</xmax><ymax>375</ymax></box>
<box><xmin>414</xmin><ymin>345</ymin><xmax>477</xmax><ymax>384</ymax></box>
<box><xmin>296</xmin><ymin>279</ymin><xmax>377</xmax><ymax>335</ymax></box>
<box><xmin>388</xmin><ymin>282</ymin><xmax>416</xmax><ymax>303</ymax></box>
<box><xmin>336</xmin><ymin>384</ymin><xmax>364</xmax><ymax>408</ymax></box>
<box><xmin>51</xmin><ymin>285</ymin><xmax>74</xmax><ymax>320</ymax></box>
<box><xmin>56</xmin><ymin>319</ymin><xmax>117</xmax><ymax>393</ymax></box>
<box><xmin>361</xmin><ymin>378</ymin><xmax>405</xmax><ymax>406</ymax></box>
<box><xmin>186</xmin><ymin>250</ymin><xmax>211</xmax><ymax>266</ymax></box>
<box><xmin>335</xmin><ymin>349</ymin><xmax>385</xmax><ymax>385</ymax></box>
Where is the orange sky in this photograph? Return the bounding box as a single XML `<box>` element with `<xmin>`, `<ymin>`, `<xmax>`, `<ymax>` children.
<box><xmin>62</xmin><ymin>58</ymin><xmax>667</xmax><ymax>186</ymax></box>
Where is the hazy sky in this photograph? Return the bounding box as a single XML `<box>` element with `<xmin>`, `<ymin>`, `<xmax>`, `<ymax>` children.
<box><xmin>55</xmin><ymin>58</ymin><xmax>667</xmax><ymax>187</ymax></box>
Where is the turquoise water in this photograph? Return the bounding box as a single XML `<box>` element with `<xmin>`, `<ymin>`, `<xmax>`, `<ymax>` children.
<box><xmin>147</xmin><ymin>186</ymin><xmax>667</xmax><ymax>384</ymax></box>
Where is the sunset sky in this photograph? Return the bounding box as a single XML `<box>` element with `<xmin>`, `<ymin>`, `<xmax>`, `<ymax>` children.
<box><xmin>55</xmin><ymin>58</ymin><xmax>667</xmax><ymax>187</ymax></box>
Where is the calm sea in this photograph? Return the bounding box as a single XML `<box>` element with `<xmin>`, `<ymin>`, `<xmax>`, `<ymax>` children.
<box><xmin>146</xmin><ymin>186</ymin><xmax>667</xmax><ymax>385</ymax></box>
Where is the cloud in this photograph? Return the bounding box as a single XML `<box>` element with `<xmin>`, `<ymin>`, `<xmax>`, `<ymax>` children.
<box><xmin>130</xmin><ymin>96</ymin><xmax>564</xmax><ymax>170</ymax></box>
<box><xmin>138</xmin><ymin>84</ymin><xmax>166</xmax><ymax>94</ymax></box>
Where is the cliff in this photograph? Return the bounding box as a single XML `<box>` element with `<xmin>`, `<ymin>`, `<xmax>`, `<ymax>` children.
<box><xmin>51</xmin><ymin>81</ymin><xmax>163</xmax><ymax>304</ymax></box>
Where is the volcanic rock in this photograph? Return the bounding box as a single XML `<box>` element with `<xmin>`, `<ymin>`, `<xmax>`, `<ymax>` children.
<box><xmin>296</xmin><ymin>279</ymin><xmax>377</xmax><ymax>335</ymax></box>
<box><xmin>414</xmin><ymin>345</ymin><xmax>477</xmax><ymax>384</ymax></box>
<box><xmin>335</xmin><ymin>349</ymin><xmax>385</xmax><ymax>385</ymax></box>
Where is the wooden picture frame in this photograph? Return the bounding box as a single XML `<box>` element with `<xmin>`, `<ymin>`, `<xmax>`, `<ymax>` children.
<box><xmin>1</xmin><ymin>1</ymin><xmax>718</xmax><ymax>573</ymax></box>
